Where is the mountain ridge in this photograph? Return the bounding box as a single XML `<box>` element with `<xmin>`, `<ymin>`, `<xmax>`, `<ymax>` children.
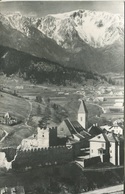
<box><xmin>0</xmin><ymin>9</ymin><xmax>124</xmax><ymax>73</ymax></box>
<box><xmin>36</xmin><ymin>9</ymin><xmax>123</xmax><ymax>48</ymax></box>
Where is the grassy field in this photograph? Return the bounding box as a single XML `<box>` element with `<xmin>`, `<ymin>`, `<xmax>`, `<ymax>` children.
<box><xmin>0</xmin><ymin>79</ymin><xmax>103</xmax><ymax>125</ymax></box>
<box><xmin>0</xmin><ymin>123</ymin><xmax>35</xmax><ymax>148</ymax></box>
<box><xmin>0</xmin><ymin>75</ymin><xmax>106</xmax><ymax>148</ymax></box>
<box><xmin>0</xmin><ymin>90</ymin><xmax>37</xmax><ymax>147</ymax></box>
<box><xmin>0</xmin><ymin>92</ymin><xmax>30</xmax><ymax>120</ymax></box>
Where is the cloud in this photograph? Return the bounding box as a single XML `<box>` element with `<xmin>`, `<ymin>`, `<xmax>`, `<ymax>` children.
<box><xmin>0</xmin><ymin>1</ymin><xmax>124</xmax><ymax>17</ymax></box>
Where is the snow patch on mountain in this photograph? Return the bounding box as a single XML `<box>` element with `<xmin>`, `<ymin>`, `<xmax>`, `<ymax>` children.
<box><xmin>37</xmin><ymin>9</ymin><xmax>123</xmax><ymax>48</ymax></box>
<box><xmin>0</xmin><ymin>9</ymin><xmax>123</xmax><ymax>49</ymax></box>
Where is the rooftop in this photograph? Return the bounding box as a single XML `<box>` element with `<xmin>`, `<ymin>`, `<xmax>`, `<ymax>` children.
<box><xmin>78</xmin><ymin>100</ymin><xmax>88</xmax><ymax>114</ymax></box>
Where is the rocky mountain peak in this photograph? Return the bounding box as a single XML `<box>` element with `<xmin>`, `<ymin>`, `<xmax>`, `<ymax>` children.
<box><xmin>0</xmin><ymin>10</ymin><xmax>124</xmax><ymax>73</ymax></box>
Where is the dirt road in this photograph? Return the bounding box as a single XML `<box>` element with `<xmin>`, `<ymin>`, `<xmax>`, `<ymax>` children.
<box><xmin>82</xmin><ymin>184</ymin><xmax>123</xmax><ymax>194</ymax></box>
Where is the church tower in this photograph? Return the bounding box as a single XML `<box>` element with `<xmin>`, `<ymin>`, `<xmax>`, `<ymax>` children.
<box><xmin>77</xmin><ymin>100</ymin><xmax>88</xmax><ymax>129</ymax></box>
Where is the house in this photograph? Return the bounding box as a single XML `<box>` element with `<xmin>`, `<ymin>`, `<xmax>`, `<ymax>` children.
<box><xmin>114</xmin><ymin>99</ymin><xmax>124</xmax><ymax>103</ymax></box>
<box><xmin>0</xmin><ymin>112</ymin><xmax>19</xmax><ymax>126</ymax></box>
<box><xmin>23</xmin><ymin>95</ymin><xmax>36</xmax><ymax>100</ymax></box>
<box><xmin>4</xmin><ymin>112</ymin><xmax>10</xmax><ymax>125</ymax></box>
<box><xmin>114</xmin><ymin>91</ymin><xmax>123</xmax><ymax>96</ymax></box>
<box><xmin>114</xmin><ymin>102</ymin><xmax>123</xmax><ymax>108</ymax></box>
<box><xmin>57</xmin><ymin>118</ymin><xmax>91</xmax><ymax>148</ymax></box>
<box><xmin>109</xmin><ymin>91</ymin><xmax>114</xmax><ymax>95</ymax></box>
<box><xmin>89</xmin><ymin>132</ymin><xmax>124</xmax><ymax>165</ymax></box>
<box><xmin>97</xmin><ymin>97</ymin><xmax>104</xmax><ymax>101</ymax></box>
<box><xmin>4</xmin><ymin>112</ymin><xmax>10</xmax><ymax>119</ymax></box>
<box><xmin>15</xmin><ymin>85</ymin><xmax>24</xmax><ymax>89</ymax></box>
<box><xmin>108</xmin><ymin>125</ymin><xmax>123</xmax><ymax>135</ymax></box>
<box><xmin>96</xmin><ymin>91</ymin><xmax>102</xmax><ymax>95</ymax></box>
<box><xmin>113</xmin><ymin>118</ymin><xmax>124</xmax><ymax>125</ymax></box>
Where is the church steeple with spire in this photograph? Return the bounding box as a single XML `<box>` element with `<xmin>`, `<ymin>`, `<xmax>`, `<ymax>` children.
<box><xmin>77</xmin><ymin>100</ymin><xmax>88</xmax><ymax>129</ymax></box>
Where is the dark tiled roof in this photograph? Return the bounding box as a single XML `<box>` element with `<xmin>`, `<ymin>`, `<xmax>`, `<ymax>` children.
<box><xmin>64</xmin><ymin>119</ymin><xmax>75</xmax><ymax>134</ymax></box>
<box><xmin>64</xmin><ymin>119</ymin><xmax>91</xmax><ymax>138</ymax></box>
<box><xmin>71</xmin><ymin>120</ymin><xmax>85</xmax><ymax>133</ymax></box>
<box><xmin>88</xmin><ymin>126</ymin><xmax>103</xmax><ymax>137</ymax></box>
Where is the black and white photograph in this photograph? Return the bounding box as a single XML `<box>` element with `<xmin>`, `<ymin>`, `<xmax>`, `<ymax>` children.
<box><xmin>0</xmin><ymin>0</ymin><xmax>124</xmax><ymax>193</ymax></box>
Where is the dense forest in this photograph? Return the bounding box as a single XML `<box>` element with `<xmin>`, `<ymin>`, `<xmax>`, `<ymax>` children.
<box><xmin>0</xmin><ymin>45</ymin><xmax>116</xmax><ymax>86</ymax></box>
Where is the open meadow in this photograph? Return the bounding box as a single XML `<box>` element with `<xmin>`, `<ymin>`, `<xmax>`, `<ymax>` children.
<box><xmin>0</xmin><ymin>92</ymin><xmax>30</xmax><ymax>120</ymax></box>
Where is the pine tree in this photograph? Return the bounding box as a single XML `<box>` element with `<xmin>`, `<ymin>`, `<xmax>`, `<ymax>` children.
<box><xmin>37</xmin><ymin>105</ymin><xmax>42</xmax><ymax>115</ymax></box>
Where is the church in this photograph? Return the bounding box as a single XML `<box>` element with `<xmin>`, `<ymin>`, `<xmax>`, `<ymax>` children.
<box><xmin>57</xmin><ymin>100</ymin><xmax>91</xmax><ymax>147</ymax></box>
<box><xmin>19</xmin><ymin>100</ymin><xmax>90</xmax><ymax>151</ymax></box>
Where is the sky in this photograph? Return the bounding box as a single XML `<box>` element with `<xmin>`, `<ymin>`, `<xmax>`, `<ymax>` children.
<box><xmin>0</xmin><ymin>1</ymin><xmax>124</xmax><ymax>17</ymax></box>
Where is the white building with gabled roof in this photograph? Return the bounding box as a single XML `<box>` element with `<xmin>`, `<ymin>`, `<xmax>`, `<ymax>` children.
<box><xmin>89</xmin><ymin>132</ymin><xmax>124</xmax><ymax>165</ymax></box>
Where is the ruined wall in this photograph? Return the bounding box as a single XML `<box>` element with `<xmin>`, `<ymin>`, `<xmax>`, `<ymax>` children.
<box><xmin>1</xmin><ymin>147</ymin><xmax>16</xmax><ymax>162</ymax></box>
<box><xmin>12</xmin><ymin>146</ymin><xmax>73</xmax><ymax>169</ymax></box>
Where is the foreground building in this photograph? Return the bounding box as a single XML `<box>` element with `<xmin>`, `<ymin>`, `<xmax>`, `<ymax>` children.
<box><xmin>89</xmin><ymin>132</ymin><xmax>124</xmax><ymax>166</ymax></box>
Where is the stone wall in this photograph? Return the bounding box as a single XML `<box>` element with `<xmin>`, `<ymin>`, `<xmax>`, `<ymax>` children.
<box><xmin>12</xmin><ymin>146</ymin><xmax>73</xmax><ymax>169</ymax></box>
<box><xmin>84</xmin><ymin>156</ymin><xmax>101</xmax><ymax>167</ymax></box>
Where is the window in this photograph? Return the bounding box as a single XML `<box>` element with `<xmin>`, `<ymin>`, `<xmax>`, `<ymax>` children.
<box><xmin>91</xmin><ymin>149</ymin><xmax>93</xmax><ymax>153</ymax></box>
<box><xmin>98</xmin><ymin>150</ymin><xmax>103</xmax><ymax>154</ymax></box>
<box><xmin>61</xmin><ymin>128</ymin><xmax>64</xmax><ymax>131</ymax></box>
<box><xmin>81</xmin><ymin>117</ymin><xmax>82</xmax><ymax>121</ymax></box>
<box><xmin>102</xmin><ymin>143</ymin><xmax>104</xmax><ymax>147</ymax></box>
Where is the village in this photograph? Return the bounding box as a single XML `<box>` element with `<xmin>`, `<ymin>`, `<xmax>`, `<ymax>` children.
<box><xmin>12</xmin><ymin>99</ymin><xmax>124</xmax><ymax>167</ymax></box>
<box><xmin>0</xmin><ymin>74</ymin><xmax>124</xmax><ymax>194</ymax></box>
<box><xmin>0</xmin><ymin>95</ymin><xmax>124</xmax><ymax>193</ymax></box>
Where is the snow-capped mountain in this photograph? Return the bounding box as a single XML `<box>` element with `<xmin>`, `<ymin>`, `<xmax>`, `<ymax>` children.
<box><xmin>36</xmin><ymin>10</ymin><xmax>124</xmax><ymax>49</ymax></box>
<box><xmin>0</xmin><ymin>10</ymin><xmax>124</xmax><ymax>73</ymax></box>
